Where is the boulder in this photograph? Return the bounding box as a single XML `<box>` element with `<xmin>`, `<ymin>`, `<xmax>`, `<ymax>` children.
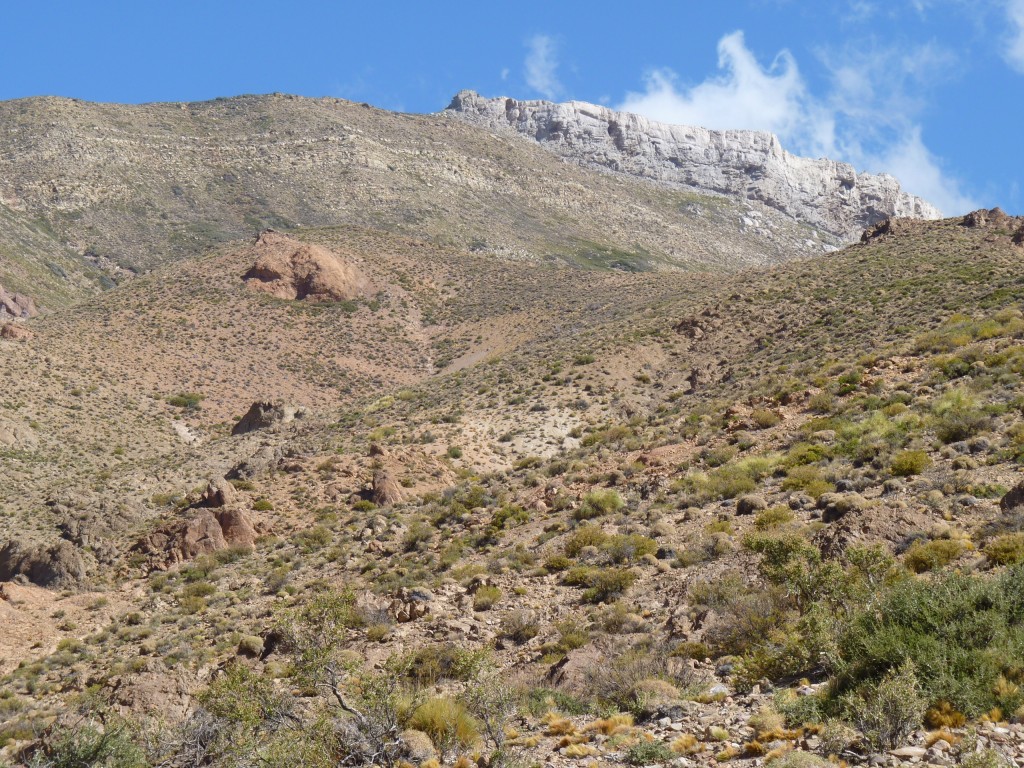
<box><xmin>242</xmin><ymin>229</ymin><xmax>370</xmax><ymax>302</ymax></box>
<box><xmin>1000</xmin><ymin>480</ymin><xmax>1024</xmax><ymax>512</ymax></box>
<box><xmin>736</xmin><ymin>494</ymin><xmax>767</xmax><ymax>516</ymax></box>
<box><xmin>372</xmin><ymin>467</ymin><xmax>405</xmax><ymax>506</ymax></box>
<box><xmin>199</xmin><ymin>478</ymin><xmax>236</xmax><ymax>508</ymax></box>
<box><xmin>231</xmin><ymin>400</ymin><xmax>305</xmax><ymax>436</ymax></box>
<box><xmin>817</xmin><ymin>492</ymin><xmax>867</xmax><ymax>523</ymax></box>
<box><xmin>0</xmin><ymin>285</ymin><xmax>38</xmax><ymax>319</ymax></box>
<box><xmin>0</xmin><ymin>539</ymin><xmax>86</xmax><ymax>588</ymax></box>
<box><xmin>389</xmin><ymin>587</ymin><xmax>432</xmax><ymax>622</ymax></box>
<box><xmin>215</xmin><ymin>508</ymin><xmax>257</xmax><ymax>550</ymax></box>
<box><xmin>0</xmin><ymin>323</ymin><xmax>33</xmax><ymax>341</ymax></box>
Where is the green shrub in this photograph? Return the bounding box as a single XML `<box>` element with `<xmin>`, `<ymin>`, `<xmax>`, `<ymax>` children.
<box><xmin>402</xmin><ymin>645</ymin><xmax>489</xmax><ymax>685</ymax></box>
<box><xmin>602</xmin><ymin>533</ymin><xmax>658</xmax><ymax>564</ymax></box>
<box><xmin>561</xmin><ymin>528</ymin><xmax>606</xmax><ymax>557</ymax></box>
<box><xmin>473</xmin><ymin>585</ymin><xmax>502</xmax><ymax>611</ymax></box>
<box><xmin>833</xmin><ymin>568</ymin><xmax>1024</xmax><ymax>718</ymax></box>
<box><xmin>565</xmin><ymin>566</ymin><xmax>637</xmax><ymax>603</ymax></box>
<box><xmin>754</xmin><ymin>505</ymin><xmax>795</xmax><ymax>530</ymax></box>
<box><xmin>408</xmin><ymin>697</ymin><xmax>479</xmax><ymax>759</ymax></box>
<box><xmin>751</xmin><ymin>409</ymin><xmax>782</xmax><ymax>429</ymax></box>
<box><xmin>839</xmin><ymin>662</ymin><xmax>926</xmax><ymax>751</ymax></box>
<box><xmin>625</xmin><ymin>740</ymin><xmax>675</xmax><ymax>765</ymax></box>
<box><xmin>985</xmin><ymin>533</ymin><xmax>1024</xmax><ymax>565</ymax></box>
<box><xmin>574</xmin><ymin>489</ymin><xmax>625</xmax><ymax>520</ymax></box>
<box><xmin>890</xmin><ymin>450</ymin><xmax>932</xmax><ymax>477</ymax></box>
<box><xmin>166</xmin><ymin>392</ymin><xmax>204</xmax><ymax>410</ymax></box>
<box><xmin>903</xmin><ymin>538</ymin><xmax>964</xmax><ymax>573</ymax></box>
<box><xmin>252</xmin><ymin>499</ymin><xmax>274</xmax><ymax>511</ymax></box>
<box><xmin>781</xmin><ymin>465</ymin><xmax>834</xmax><ymax>497</ymax></box>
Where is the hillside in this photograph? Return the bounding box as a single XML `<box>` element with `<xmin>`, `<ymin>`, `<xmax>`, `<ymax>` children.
<box><xmin>2</xmin><ymin>204</ymin><xmax>1024</xmax><ymax>767</ymax></box>
<box><xmin>0</xmin><ymin>91</ymin><xmax>936</xmax><ymax>312</ymax></box>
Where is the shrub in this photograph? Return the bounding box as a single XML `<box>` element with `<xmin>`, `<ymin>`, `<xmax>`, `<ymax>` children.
<box><xmin>602</xmin><ymin>534</ymin><xmax>658</xmax><ymax>564</ymax></box>
<box><xmin>781</xmin><ymin>465</ymin><xmax>833</xmax><ymax>498</ymax></box>
<box><xmin>166</xmin><ymin>392</ymin><xmax>204</xmax><ymax>410</ymax></box>
<box><xmin>755</xmin><ymin>506</ymin><xmax>795</xmax><ymax>530</ymax></box>
<box><xmin>985</xmin><ymin>532</ymin><xmax>1024</xmax><ymax>565</ymax></box>
<box><xmin>563</xmin><ymin>523</ymin><xmax>607</xmax><ymax>557</ymax></box>
<box><xmin>751</xmin><ymin>409</ymin><xmax>782</xmax><ymax>429</ymax></box>
<box><xmin>500</xmin><ymin>610</ymin><xmax>540</xmax><ymax>643</ymax></box>
<box><xmin>252</xmin><ymin>499</ymin><xmax>274</xmax><ymax>511</ymax></box>
<box><xmin>409</xmin><ymin>697</ymin><xmax>479</xmax><ymax>760</ymax></box>
<box><xmin>402</xmin><ymin>645</ymin><xmax>489</xmax><ymax>685</ymax></box>
<box><xmin>625</xmin><ymin>740</ymin><xmax>675</xmax><ymax>765</ymax></box>
<box><xmin>890</xmin><ymin>450</ymin><xmax>931</xmax><ymax>477</ymax></box>
<box><xmin>574</xmin><ymin>489</ymin><xmax>625</xmax><ymax>520</ymax></box>
<box><xmin>840</xmin><ymin>662</ymin><xmax>926</xmax><ymax>751</ymax></box>
<box><xmin>903</xmin><ymin>538</ymin><xmax>964</xmax><ymax>573</ymax></box>
<box><xmin>473</xmin><ymin>585</ymin><xmax>502</xmax><ymax>611</ymax></box>
<box><xmin>565</xmin><ymin>567</ymin><xmax>637</xmax><ymax>603</ymax></box>
<box><xmin>833</xmin><ymin>568</ymin><xmax>1024</xmax><ymax>718</ymax></box>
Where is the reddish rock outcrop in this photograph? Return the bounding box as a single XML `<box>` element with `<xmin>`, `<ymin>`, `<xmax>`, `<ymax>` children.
<box><xmin>242</xmin><ymin>230</ymin><xmax>370</xmax><ymax>302</ymax></box>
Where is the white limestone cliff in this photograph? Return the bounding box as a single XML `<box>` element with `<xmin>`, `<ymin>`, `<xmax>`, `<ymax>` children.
<box><xmin>445</xmin><ymin>91</ymin><xmax>941</xmax><ymax>242</ymax></box>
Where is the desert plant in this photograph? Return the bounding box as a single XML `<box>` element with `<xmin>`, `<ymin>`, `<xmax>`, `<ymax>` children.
<box><xmin>839</xmin><ymin>662</ymin><xmax>926</xmax><ymax>751</ymax></box>
<box><xmin>408</xmin><ymin>697</ymin><xmax>479</xmax><ymax>760</ymax></box>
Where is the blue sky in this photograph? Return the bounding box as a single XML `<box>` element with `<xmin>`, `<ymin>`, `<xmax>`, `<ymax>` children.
<box><xmin>2</xmin><ymin>1</ymin><xmax>1021</xmax><ymax>215</ymax></box>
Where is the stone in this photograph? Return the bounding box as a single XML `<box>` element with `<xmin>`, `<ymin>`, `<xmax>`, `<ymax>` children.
<box><xmin>372</xmin><ymin>467</ymin><xmax>405</xmax><ymax>506</ymax></box>
<box><xmin>999</xmin><ymin>480</ymin><xmax>1024</xmax><ymax>512</ymax></box>
<box><xmin>0</xmin><ymin>322</ymin><xmax>33</xmax><ymax>341</ymax></box>
<box><xmin>232</xmin><ymin>400</ymin><xmax>305</xmax><ymax>436</ymax></box>
<box><xmin>199</xmin><ymin>478</ymin><xmax>236</xmax><ymax>508</ymax></box>
<box><xmin>0</xmin><ymin>539</ymin><xmax>86</xmax><ymax>587</ymax></box>
<box><xmin>446</xmin><ymin>91</ymin><xmax>939</xmax><ymax>244</ymax></box>
<box><xmin>242</xmin><ymin>229</ymin><xmax>370</xmax><ymax>302</ymax></box>
<box><xmin>215</xmin><ymin>508</ymin><xmax>257</xmax><ymax>550</ymax></box>
<box><xmin>0</xmin><ymin>284</ymin><xmax>38</xmax><ymax>319</ymax></box>
<box><xmin>817</xmin><ymin>492</ymin><xmax>867</xmax><ymax>523</ymax></box>
<box><xmin>736</xmin><ymin>495</ymin><xmax>767</xmax><ymax>515</ymax></box>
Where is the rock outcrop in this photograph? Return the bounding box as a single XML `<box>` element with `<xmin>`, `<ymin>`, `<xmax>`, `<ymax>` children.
<box><xmin>0</xmin><ymin>416</ymin><xmax>38</xmax><ymax>451</ymax></box>
<box><xmin>0</xmin><ymin>284</ymin><xmax>38</xmax><ymax>319</ymax></box>
<box><xmin>232</xmin><ymin>400</ymin><xmax>305</xmax><ymax>436</ymax></box>
<box><xmin>133</xmin><ymin>505</ymin><xmax>258</xmax><ymax>568</ymax></box>
<box><xmin>0</xmin><ymin>322</ymin><xmax>33</xmax><ymax>341</ymax></box>
<box><xmin>242</xmin><ymin>230</ymin><xmax>370</xmax><ymax>302</ymax></box>
<box><xmin>446</xmin><ymin>90</ymin><xmax>941</xmax><ymax>242</ymax></box>
<box><xmin>0</xmin><ymin>539</ymin><xmax>86</xmax><ymax>587</ymax></box>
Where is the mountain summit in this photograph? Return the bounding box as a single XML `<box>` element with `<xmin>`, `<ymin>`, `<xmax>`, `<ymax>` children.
<box><xmin>446</xmin><ymin>90</ymin><xmax>941</xmax><ymax>242</ymax></box>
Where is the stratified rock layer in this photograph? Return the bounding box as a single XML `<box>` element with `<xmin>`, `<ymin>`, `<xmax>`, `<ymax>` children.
<box><xmin>446</xmin><ymin>90</ymin><xmax>941</xmax><ymax>241</ymax></box>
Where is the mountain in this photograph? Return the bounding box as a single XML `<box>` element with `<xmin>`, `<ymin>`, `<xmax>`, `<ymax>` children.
<box><xmin>0</xmin><ymin>92</ymin><xmax>938</xmax><ymax>313</ymax></box>
<box><xmin>1</xmin><ymin>90</ymin><xmax>1022</xmax><ymax>768</ymax></box>
<box><xmin>446</xmin><ymin>90</ymin><xmax>941</xmax><ymax>242</ymax></box>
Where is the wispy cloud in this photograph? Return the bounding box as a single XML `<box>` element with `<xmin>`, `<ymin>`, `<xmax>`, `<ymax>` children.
<box><xmin>524</xmin><ymin>34</ymin><xmax>561</xmax><ymax>100</ymax></box>
<box><xmin>616</xmin><ymin>31</ymin><xmax>977</xmax><ymax>215</ymax></box>
<box><xmin>1007</xmin><ymin>0</ymin><xmax>1024</xmax><ymax>72</ymax></box>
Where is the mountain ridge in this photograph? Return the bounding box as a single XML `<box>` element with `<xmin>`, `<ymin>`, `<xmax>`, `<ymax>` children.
<box><xmin>446</xmin><ymin>89</ymin><xmax>941</xmax><ymax>242</ymax></box>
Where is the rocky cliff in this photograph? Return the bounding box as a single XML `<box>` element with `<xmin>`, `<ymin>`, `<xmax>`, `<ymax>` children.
<box><xmin>446</xmin><ymin>90</ymin><xmax>941</xmax><ymax>242</ymax></box>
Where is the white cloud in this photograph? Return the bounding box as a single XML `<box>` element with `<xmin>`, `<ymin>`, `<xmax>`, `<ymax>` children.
<box><xmin>619</xmin><ymin>32</ymin><xmax>818</xmax><ymax>142</ymax></box>
<box><xmin>500</xmin><ymin>67</ymin><xmax>510</xmax><ymax>81</ymax></box>
<box><xmin>524</xmin><ymin>35</ymin><xmax>561</xmax><ymax>100</ymax></box>
<box><xmin>1007</xmin><ymin>0</ymin><xmax>1024</xmax><ymax>72</ymax></box>
<box><xmin>616</xmin><ymin>31</ymin><xmax>977</xmax><ymax>215</ymax></box>
<box><xmin>857</xmin><ymin>129</ymin><xmax>978</xmax><ymax>216</ymax></box>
